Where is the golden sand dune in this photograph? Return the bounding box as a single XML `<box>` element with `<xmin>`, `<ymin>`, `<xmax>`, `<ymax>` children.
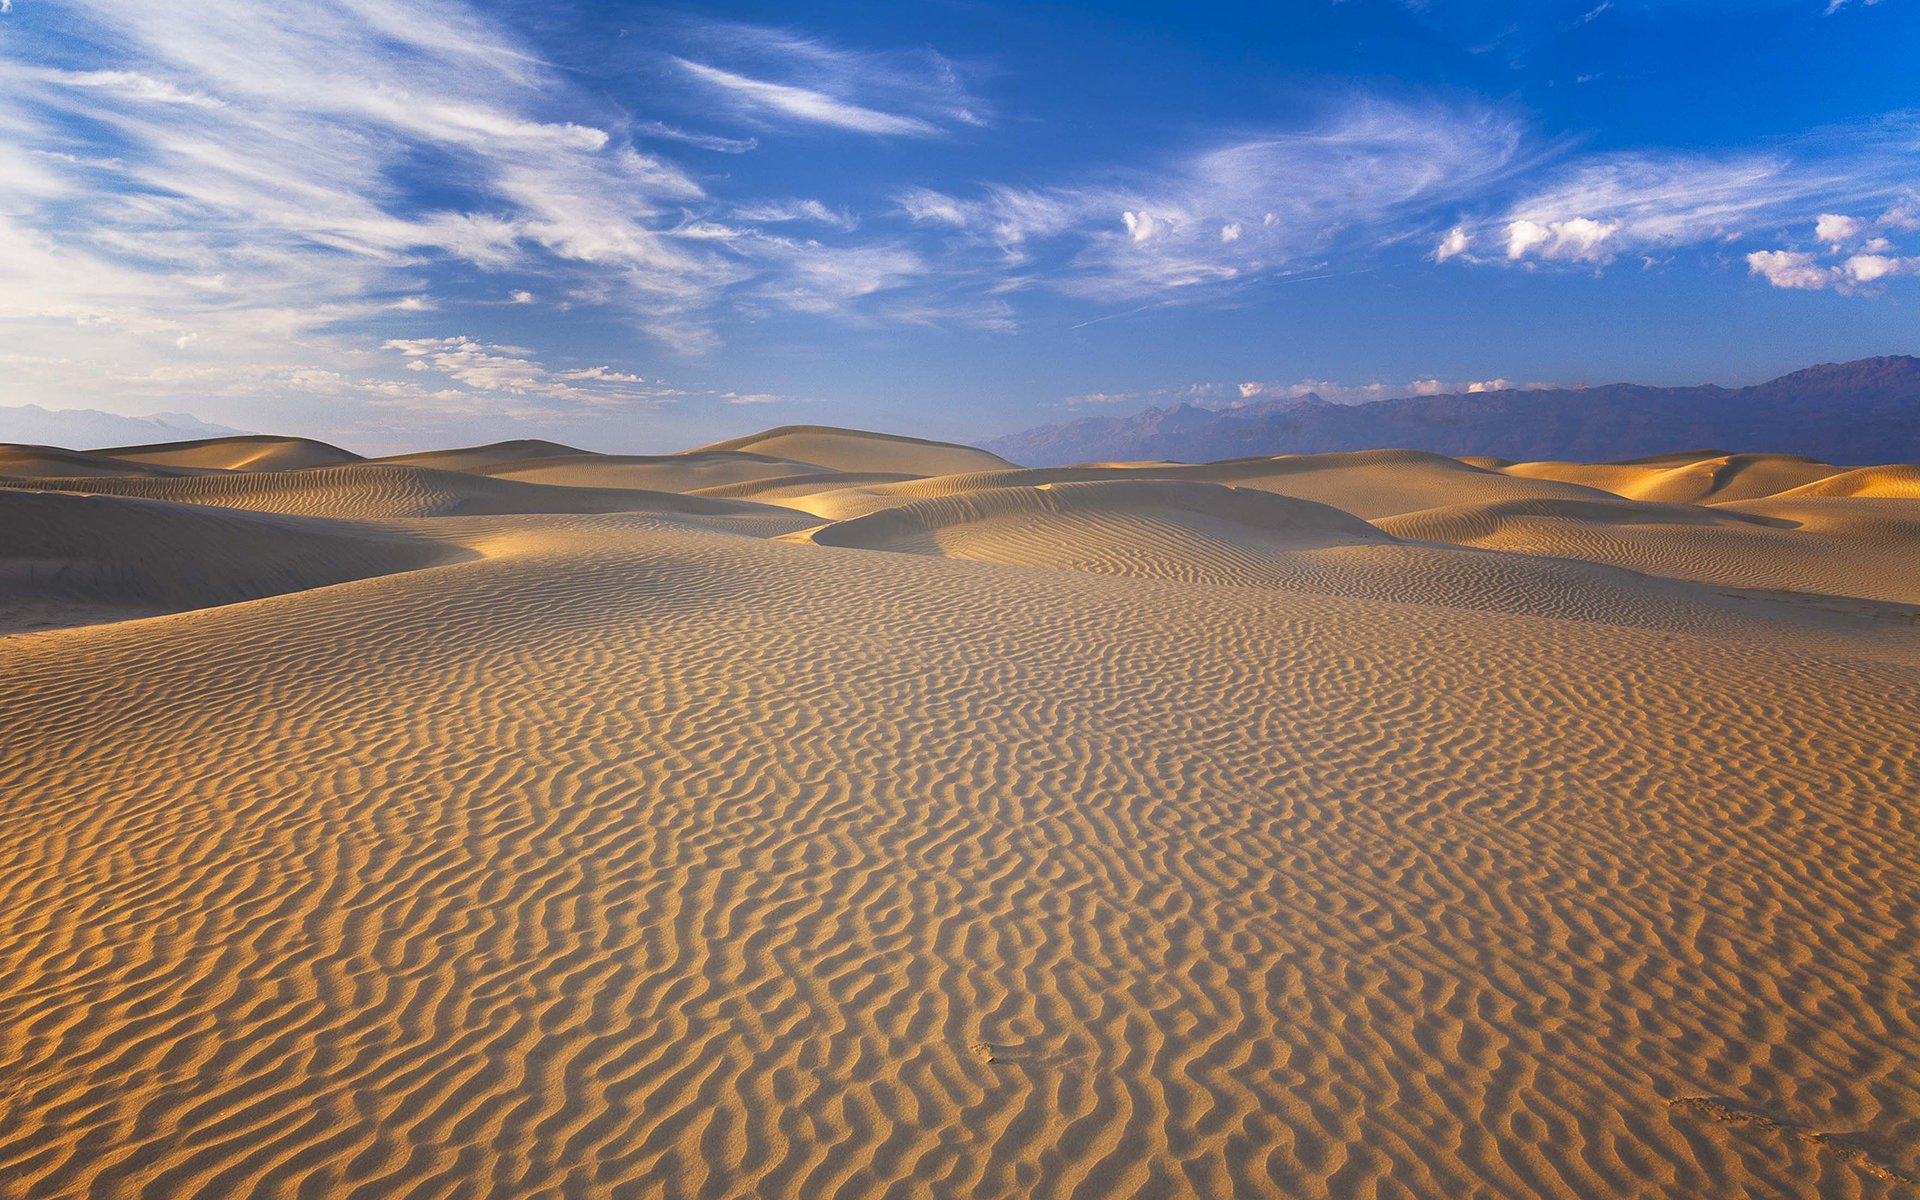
<box><xmin>798</xmin><ymin>479</ymin><xmax>1917</xmax><ymax>651</ymax></box>
<box><xmin>4</xmin><ymin>427</ymin><xmax>1920</xmax><ymax>1200</ymax></box>
<box><xmin>0</xmin><ymin>463</ymin><xmax>803</xmax><ymax>523</ymax></box>
<box><xmin>1773</xmin><ymin>464</ymin><xmax>1920</xmax><ymax>499</ymax></box>
<box><xmin>0</xmin><ymin>488</ymin><xmax>464</xmax><ymax>632</ymax></box>
<box><xmin>776</xmin><ymin>450</ymin><xmax>1616</xmax><ymax>523</ymax></box>
<box><xmin>690</xmin><ymin>423</ymin><xmax>1016</xmax><ymax>476</ymax></box>
<box><xmin>1382</xmin><ymin>494</ymin><xmax>1920</xmax><ymax>604</ymax></box>
<box><xmin>90</xmin><ymin>433</ymin><xmax>364</xmax><ymax>473</ymax></box>
<box><xmin>1498</xmin><ymin>451</ymin><xmax>1843</xmax><ymax>504</ymax></box>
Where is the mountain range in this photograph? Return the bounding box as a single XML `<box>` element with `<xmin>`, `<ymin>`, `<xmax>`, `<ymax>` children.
<box><xmin>0</xmin><ymin>404</ymin><xmax>246</xmax><ymax>448</ymax></box>
<box><xmin>986</xmin><ymin>356</ymin><xmax>1920</xmax><ymax>466</ymax></box>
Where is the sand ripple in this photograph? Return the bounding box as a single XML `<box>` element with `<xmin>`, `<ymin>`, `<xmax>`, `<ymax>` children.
<box><xmin>4</xmin><ymin>512</ymin><xmax>1919</xmax><ymax>1197</ymax></box>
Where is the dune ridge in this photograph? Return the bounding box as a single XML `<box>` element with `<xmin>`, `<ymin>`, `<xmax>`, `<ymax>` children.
<box><xmin>2</xmin><ymin>431</ymin><xmax>1919</xmax><ymax>1198</ymax></box>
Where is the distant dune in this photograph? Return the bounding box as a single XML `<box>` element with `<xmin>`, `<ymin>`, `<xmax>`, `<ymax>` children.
<box><xmin>4</xmin><ymin>430</ymin><xmax>1920</xmax><ymax>1198</ymax></box>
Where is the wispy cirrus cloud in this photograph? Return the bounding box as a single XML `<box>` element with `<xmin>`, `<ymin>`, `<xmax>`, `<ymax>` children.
<box><xmin>1431</xmin><ymin>114</ymin><xmax>1920</xmax><ymax>294</ymax></box>
<box><xmin>667</xmin><ymin>20</ymin><xmax>987</xmax><ymax>137</ymax></box>
<box><xmin>0</xmin><ymin>1</ymin><xmax>975</xmax><ymax>440</ymax></box>
<box><xmin>898</xmin><ymin>97</ymin><xmax>1527</xmax><ymax>302</ymax></box>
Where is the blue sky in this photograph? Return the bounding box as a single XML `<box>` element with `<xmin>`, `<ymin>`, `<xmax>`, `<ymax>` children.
<box><xmin>1</xmin><ymin>0</ymin><xmax>1916</xmax><ymax>452</ymax></box>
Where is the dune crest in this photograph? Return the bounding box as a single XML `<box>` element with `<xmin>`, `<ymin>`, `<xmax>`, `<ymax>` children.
<box><xmin>89</xmin><ymin>433</ymin><xmax>364</xmax><ymax>473</ymax></box>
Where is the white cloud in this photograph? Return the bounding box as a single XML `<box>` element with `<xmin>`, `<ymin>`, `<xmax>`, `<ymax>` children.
<box><xmin>1439</xmin><ymin>124</ymin><xmax>1920</xmax><ymax>283</ymax></box>
<box><xmin>731</xmin><ymin>199</ymin><xmax>859</xmax><ymax>231</ymax></box>
<box><xmin>1746</xmin><ymin>249</ymin><xmax>1838</xmax><ymax>290</ymax></box>
<box><xmin>673</xmin><ymin>60</ymin><xmax>939</xmax><ymax>136</ymax></box>
<box><xmin>1843</xmin><ymin>253</ymin><xmax>1919</xmax><ymax>283</ymax></box>
<box><xmin>1220</xmin><ymin>222</ymin><xmax>1242</xmax><ymax>243</ymax></box>
<box><xmin>1505</xmin><ymin>215</ymin><xmax>1620</xmax><ymax>262</ymax></box>
<box><xmin>898</xmin><ymin>97</ymin><xmax>1523</xmax><ymax>303</ymax></box>
<box><xmin>1815</xmin><ymin>212</ymin><xmax>1866</xmax><ymax>246</ymax></box>
<box><xmin>1745</xmin><ymin>200</ymin><xmax>1920</xmax><ymax>293</ymax></box>
<box><xmin>383</xmin><ymin>337</ymin><xmax>678</xmax><ymax>408</ymax></box>
<box><xmin>1231</xmin><ymin>376</ymin><xmax>1557</xmax><ymax>405</ymax></box>
<box><xmin>666</xmin><ymin>22</ymin><xmax>985</xmax><ymax>138</ymax></box>
<box><xmin>633</xmin><ymin>121</ymin><xmax>758</xmax><ymax>154</ymax></box>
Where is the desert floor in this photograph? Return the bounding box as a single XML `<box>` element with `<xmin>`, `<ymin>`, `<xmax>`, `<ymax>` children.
<box><xmin>2</xmin><ymin>429</ymin><xmax>1918</xmax><ymax>1198</ymax></box>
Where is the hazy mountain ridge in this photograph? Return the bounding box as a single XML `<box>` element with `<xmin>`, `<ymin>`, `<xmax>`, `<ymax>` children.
<box><xmin>988</xmin><ymin>357</ymin><xmax>1920</xmax><ymax>466</ymax></box>
<box><xmin>0</xmin><ymin>404</ymin><xmax>246</xmax><ymax>448</ymax></box>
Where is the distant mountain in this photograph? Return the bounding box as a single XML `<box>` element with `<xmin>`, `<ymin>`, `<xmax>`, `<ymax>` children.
<box><xmin>987</xmin><ymin>357</ymin><xmax>1920</xmax><ymax>466</ymax></box>
<box><xmin>0</xmin><ymin>404</ymin><xmax>246</xmax><ymax>448</ymax></box>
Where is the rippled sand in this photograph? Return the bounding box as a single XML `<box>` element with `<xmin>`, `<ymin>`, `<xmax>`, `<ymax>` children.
<box><xmin>3</xmin><ymin>431</ymin><xmax>1918</xmax><ymax>1198</ymax></box>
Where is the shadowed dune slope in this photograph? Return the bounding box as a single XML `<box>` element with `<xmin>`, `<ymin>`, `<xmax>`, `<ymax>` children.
<box><xmin>0</xmin><ymin>464</ymin><xmax>806</xmax><ymax>523</ymax></box>
<box><xmin>1499</xmin><ymin>452</ymin><xmax>1844</xmax><ymax>504</ymax></box>
<box><xmin>2</xmin><ymin>516</ymin><xmax>1918</xmax><ymax>1199</ymax></box>
<box><xmin>1381</xmin><ymin>495</ymin><xmax>1920</xmax><ymax>604</ymax></box>
<box><xmin>691</xmin><ymin>470</ymin><xmax>927</xmax><ymax>503</ymax></box>
<box><xmin>0</xmin><ymin>489</ymin><xmax>465</xmax><ymax>632</ymax></box>
<box><xmin>482</xmin><ymin>450</ymin><xmax>838</xmax><ymax>493</ymax></box>
<box><xmin>690</xmin><ymin>424</ymin><xmax>1015</xmax><ymax>476</ymax></box>
<box><xmin>90</xmin><ymin>434</ymin><xmax>363</xmax><ymax>472</ymax></box>
<box><xmin>802</xmin><ymin>479</ymin><xmax>1389</xmax><ymax>557</ymax></box>
<box><xmin>1</xmin><ymin>443</ymin><xmax>206</xmax><ymax>480</ymax></box>
<box><xmin>374</xmin><ymin>439</ymin><xmax>589</xmax><ymax>472</ymax></box>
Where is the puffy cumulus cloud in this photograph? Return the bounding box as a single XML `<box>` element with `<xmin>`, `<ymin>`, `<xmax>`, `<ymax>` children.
<box><xmin>1502</xmin><ymin>216</ymin><xmax>1620</xmax><ymax>263</ymax></box>
<box><xmin>1744</xmin><ymin>204</ymin><xmax>1920</xmax><ymax>294</ymax></box>
<box><xmin>1816</xmin><ymin>212</ymin><xmax>1867</xmax><ymax>246</ymax></box>
<box><xmin>1746</xmin><ymin>249</ymin><xmax>1843</xmax><ymax>290</ymax></box>
<box><xmin>1844</xmin><ymin>253</ymin><xmax>1919</xmax><ymax>282</ymax></box>
<box><xmin>899</xmin><ymin>96</ymin><xmax>1523</xmax><ymax>303</ymax></box>
<box><xmin>1438</xmin><ymin>128</ymin><xmax>1920</xmax><ymax>281</ymax></box>
<box><xmin>1746</xmin><ymin>248</ymin><xmax>1920</xmax><ymax>292</ymax></box>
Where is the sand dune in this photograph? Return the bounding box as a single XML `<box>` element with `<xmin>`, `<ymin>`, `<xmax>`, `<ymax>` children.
<box><xmin>1773</xmin><ymin>464</ymin><xmax>1920</xmax><ymax>499</ymax></box>
<box><xmin>691</xmin><ymin>424</ymin><xmax>1016</xmax><ymax>476</ymax></box>
<box><xmin>1498</xmin><ymin>451</ymin><xmax>1844</xmax><ymax>504</ymax></box>
<box><xmin>777</xmin><ymin>450</ymin><xmax>1615</xmax><ymax>523</ymax></box>
<box><xmin>374</xmin><ymin>438</ymin><xmax>590</xmax><ymax>471</ymax></box>
<box><xmin>484</xmin><ymin>450</ymin><xmax>839</xmax><ymax>493</ymax></box>
<box><xmin>3</xmin><ymin>426</ymin><xmax>1920</xmax><ymax>1199</ymax></box>
<box><xmin>0</xmin><ymin>488</ymin><xmax>464</xmax><ymax>632</ymax></box>
<box><xmin>800</xmin><ymin>479</ymin><xmax>1391</xmax><ymax>555</ymax></box>
<box><xmin>1383</xmin><ymin>494</ymin><xmax>1920</xmax><ymax>604</ymax></box>
<box><xmin>691</xmin><ymin>469</ymin><xmax>927</xmax><ymax>504</ymax></box>
<box><xmin>0</xmin><ymin>463</ymin><xmax>804</xmax><ymax>523</ymax></box>
<box><xmin>89</xmin><ymin>433</ymin><xmax>364</xmax><ymax>472</ymax></box>
<box><xmin>1</xmin><ymin>443</ymin><xmax>206</xmax><ymax>479</ymax></box>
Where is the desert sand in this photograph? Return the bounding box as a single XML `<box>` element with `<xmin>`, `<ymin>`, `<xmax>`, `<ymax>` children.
<box><xmin>2</xmin><ymin>429</ymin><xmax>1918</xmax><ymax>1198</ymax></box>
